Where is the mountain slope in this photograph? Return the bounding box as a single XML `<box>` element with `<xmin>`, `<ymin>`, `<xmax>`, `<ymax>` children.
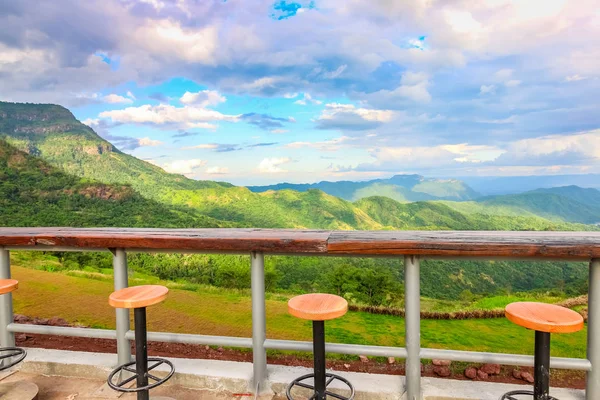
<box><xmin>530</xmin><ymin>186</ymin><xmax>600</xmax><ymax>209</ymax></box>
<box><xmin>441</xmin><ymin>187</ymin><xmax>600</xmax><ymax>225</ymax></box>
<box><xmin>462</xmin><ymin>174</ymin><xmax>600</xmax><ymax>195</ymax></box>
<box><xmin>356</xmin><ymin>196</ymin><xmax>591</xmax><ymax>230</ymax></box>
<box><xmin>0</xmin><ymin>139</ymin><xmax>222</xmax><ymax>228</ymax></box>
<box><xmin>249</xmin><ymin>174</ymin><xmax>480</xmax><ymax>202</ymax></box>
<box><xmin>0</xmin><ymin>102</ymin><xmax>231</xmax><ymax>194</ymax></box>
<box><xmin>477</xmin><ymin>192</ymin><xmax>600</xmax><ymax>224</ymax></box>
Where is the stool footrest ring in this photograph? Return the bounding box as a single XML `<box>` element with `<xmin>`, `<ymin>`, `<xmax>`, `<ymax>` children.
<box><xmin>286</xmin><ymin>372</ymin><xmax>355</xmax><ymax>400</ymax></box>
<box><xmin>107</xmin><ymin>357</ymin><xmax>174</xmax><ymax>393</ymax></box>
<box><xmin>499</xmin><ymin>390</ymin><xmax>559</xmax><ymax>400</ymax></box>
<box><xmin>0</xmin><ymin>347</ymin><xmax>26</xmax><ymax>371</ymax></box>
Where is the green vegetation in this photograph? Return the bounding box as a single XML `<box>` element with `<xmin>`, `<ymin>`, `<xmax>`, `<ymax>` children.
<box><xmin>442</xmin><ymin>186</ymin><xmax>600</xmax><ymax>225</ymax></box>
<box><xmin>250</xmin><ymin>174</ymin><xmax>480</xmax><ymax>202</ymax></box>
<box><xmin>0</xmin><ymin>139</ymin><xmax>222</xmax><ymax>227</ymax></box>
<box><xmin>356</xmin><ymin>196</ymin><xmax>592</xmax><ymax>231</ymax></box>
<box><xmin>8</xmin><ymin>262</ymin><xmax>587</xmax><ymax>359</ymax></box>
<box><xmin>12</xmin><ymin>251</ymin><xmax>588</xmax><ymax>306</ymax></box>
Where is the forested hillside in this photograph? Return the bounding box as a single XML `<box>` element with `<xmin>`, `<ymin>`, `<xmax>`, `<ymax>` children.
<box><xmin>249</xmin><ymin>174</ymin><xmax>480</xmax><ymax>202</ymax></box>
<box><xmin>0</xmin><ymin>140</ymin><xmax>221</xmax><ymax>227</ymax></box>
<box><xmin>442</xmin><ymin>187</ymin><xmax>600</xmax><ymax>225</ymax></box>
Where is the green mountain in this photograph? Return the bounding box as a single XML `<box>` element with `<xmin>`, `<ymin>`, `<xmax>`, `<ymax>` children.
<box><xmin>530</xmin><ymin>186</ymin><xmax>600</xmax><ymax>209</ymax></box>
<box><xmin>462</xmin><ymin>174</ymin><xmax>600</xmax><ymax>195</ymax></box>
<box><xmin>355</xmin><ymin>196</ymin><xmax>593</xmax><ymax>230</ymax></box>
<box><xmin>248</xmin><ymin>174</ymin><xmax>480</xmax><ymax>202</ymax></box>
<box><xmin>0</xmin><ymin>139</ymin><xmax>220</xmax><ymax>227</ymax></box>
<box><xmin>443</xmin><ymin>187</ymin><xmax>600</xmax><ymax>225</ymax></box>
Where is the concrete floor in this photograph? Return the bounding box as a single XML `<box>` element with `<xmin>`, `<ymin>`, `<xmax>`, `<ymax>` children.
<box><xmin>0</xmin><ymin>371</ymin><xmax>255</xmax><ymax>400</ymax></box>
<box><xmin>9</xmin><ymin>348</ymin><xmax>588</xmax><ymax>400</ymax></box>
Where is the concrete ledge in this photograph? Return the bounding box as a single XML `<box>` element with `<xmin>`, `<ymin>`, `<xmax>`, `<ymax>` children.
<box><xmin>17</xmin><ymin>348</ymin><xmax>585</xmax><ymax>400</ymax></box>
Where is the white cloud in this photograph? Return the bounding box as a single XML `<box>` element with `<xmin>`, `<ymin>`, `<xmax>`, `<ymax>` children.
<box><xmin>162</xmin><ymin>159</ymin><xmax>207</xmax><ymax>175</ymax></box>
<box><xmin>368</xmin><ymin>143</ymin><xmax>502</xmax><ymax>168</ymax></box>
<box><xmin>323</xmin><ymin>64</ymin><xmax>347</xmax><ymax>79</ymax></box>
<box><xmin>286</xmin><ymin>136</ymin><xmax>352</xmax><ymax>152</ymax></box>
<box><xmin>257</xmin><ymin>157</ymin><xmax>292</xmax><ymax>173</ymax></box>
<box><xmin>180</xmin><ymin>90</ymin><xmax>226</xmax><ymax>107</ymax></box>
<box><xmin>140</xmin><ymin>0</ymin><xmax>165</xmax><ymax>10</ymax></box>
<box><xmin>206</xmin><ymin>166</ymin><xmax>229</xmax><ymax>175</ymax></box>
<box><xmin>103</xmin><ymin>94</ymin><xmax>134</xmax><ymax>104</ymax></box>
<box><xmin>294</xmin><ymin>92</ymin><xmax>322</xmax><ymax>106</ymax></box>
<box><xmin>364</xmin><ymin>72</ymin><xmax>431</xmax><ymax>106</ymax></box>
<box><xmin>181</xmin><ymin>144</ymin><xmax>219</xmax><ymax>150</ymax></box>
<box><xmin>480</xmin><ymin>85</ymin><xmax>496</xmax><ymax>94</ymax></box>
<box><xmin>99</xmin><ymin>104</ymin><xmax>239</xmax><ymax>129</ymax></box>
<box><xmin>126</xmin><ymin>91</ymin><xmax>136</xmax><ymax>100</ymax></box>
<box><xmin>270</xmin><ymin>129</ymin><xmax>288</xmax><ymax>134</ymax></box>
<box><xmin>283</xmin><ymin>92</ymin><xmax>298</xmax><ymax>98</ymax></box>
<box><xmin>495</xmin><ymin>69</ymin><xmax>514</xmax><ymax>80</ymax></box>
<box><xmin>392</xmin><ymin>71</ymin><xmax>432</xmax><ymax>103</ymax></box>
<box><xmin>138</xmin><ymin>137</ymin><xmax>163</xmax><ymax>147</ymax></box>
<box><xmin>133</xmin><ymin>19</ymin><xmax>218</xmax><ymax>64</ymax></box>
<box><xmin>316</xmin><ymin>103</ymin><xmax>395</xmax><ymax>131</ymax></box>
<box><xmin>565</xmin><ymin>74</ymin><xmax>587</xmax><ymax>82</ymax></box>
<box><xmin>445</xmin><ymin>10</ymin><xmax>482</xmax><ymax>34</ymax></box>
<box><xmin>495</xmin><ymin>130</ymin><xmax>600</xmax><ymax>165</ymax></box>
<box><xmin>238</xmin><ymin>76</ymin><xmax>284</xmax><ymax>92</ymax></box>
<box><xmin>504</xmin><ymin>79</ymin><xmax>522</xmax><ymax>87</ymax></box>
<box><xmin>82</xmin><ymin>118</ymin><xmax>99</xmax><ymax>127</ymax></box>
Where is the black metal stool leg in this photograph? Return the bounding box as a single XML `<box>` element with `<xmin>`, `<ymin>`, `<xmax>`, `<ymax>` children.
<box><xmin>534</xmin><ymin>331</ymin><xmax>551</xmax><ymax>400</ymax></box>
<box><xmin>134</xmin><ymin>307</ymin><xmax>149</xmax><ymax>400</ymax></box>
<box><xmin>313</xmin><ymin>321</ymin><xmax>326</xmax><ymax>400</ymax></box>
<box><xmin>499</xmin><ymin>330</ymin><xmax>557</xmax><ymax>400</ymax></box>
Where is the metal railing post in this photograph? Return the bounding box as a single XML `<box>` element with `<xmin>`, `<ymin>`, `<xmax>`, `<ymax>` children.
<box><xmin>404</xmin><ymin>255</ymin><xmax>421</xmax><ymax>400</ymax></box>
<box><xmin>112</xmin><ymin>248</ymin><xmax>131</xmax><ymax>365</ymax></box>
<box><xmin>251</xmin><ymin>251</ymin><xmax>268</xmax><ymax>393</ymax></box>
<box><xmin>0</xmin><ymin>249</ymin><xmax>15</xmax><ymax>349</ymax></box>
<box><xmin>587</xmin><ymin>258</ymin><xmax>600</xmax><ymax>399</ymax></box>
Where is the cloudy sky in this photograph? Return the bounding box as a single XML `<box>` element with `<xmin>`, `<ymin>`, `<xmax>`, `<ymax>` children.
<box><xmin>1</xmin><ymin>0</ymin><xmax>599</xmax><ymax>185</ymax></box>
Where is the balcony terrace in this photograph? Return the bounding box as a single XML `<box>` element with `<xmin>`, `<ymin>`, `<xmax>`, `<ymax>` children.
<box><xmin>0</xmin><ymin>228</ymin><xmax>599</xmax><ymax>399</ymax></box>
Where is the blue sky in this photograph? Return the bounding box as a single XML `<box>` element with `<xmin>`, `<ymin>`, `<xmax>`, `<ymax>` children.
<box><xmin>0</xmin><ymin>0</ymin><xmax>599</xmax><ymax>185</ymax></box>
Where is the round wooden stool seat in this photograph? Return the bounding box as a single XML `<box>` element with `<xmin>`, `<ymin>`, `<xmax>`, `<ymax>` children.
<box><xmin>288</xmin><ymin>293</ymin><xmax>348</xmax><ymax>321</ymax></box>
<box><xmin>505</xmin><ymin>302</ymin><xmax>584</xmax><ymax>333</ymax></box>
<box><xmin>0</xmin><ymin>279</ymin><xmax>18</xmax><ymax>295</ymax></box>
<box><xmin>109</xmin><ymin>285</ymin><xmax>168</xmax><ymax>309</ymax></box>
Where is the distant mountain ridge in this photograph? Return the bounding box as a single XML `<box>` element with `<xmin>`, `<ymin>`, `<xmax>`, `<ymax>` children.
<box><xmin>461</xmin><ymin>175</ymin><xmax>600</xmax><ymax>195</ymax></box>
<box><xmin>0</xmin><ymin>139</ymin><xmax>220</xmax><ymax>227</ymax></box>
<box><xmin>440</xmin><ymin>185</ymin><xmax>600</xmax><ymax>225</ymax></box>
<box><xmin>249</xmin><ymin>174</ymin><xmax>480</xmax><ymax>202</ymax></box>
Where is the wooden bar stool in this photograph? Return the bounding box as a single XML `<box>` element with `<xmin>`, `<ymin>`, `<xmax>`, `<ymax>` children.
<box><xmin>500</xmin><ymin>302</ymin><xmax>584</xmax><ymax>400</ymax></box>
<box><xmin>286</xmin><ymin>293</ymin><xmax>355</xmax><ymax>400</ymax></box>
<box><xmin>107</xmin><ymin>285</ymin><xmax>174</xmax><ymax>400</ymax></box>
<box><xmin>0</xmin><ymin>279</ymin><xmax>38</xmax><ymax>399</ymax></box>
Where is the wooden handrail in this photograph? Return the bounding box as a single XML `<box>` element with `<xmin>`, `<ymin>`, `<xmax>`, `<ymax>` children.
<box><xmin>1</xmin><ymin>228</ymin><xmax>600</xmax><ymax>259</ymax></box>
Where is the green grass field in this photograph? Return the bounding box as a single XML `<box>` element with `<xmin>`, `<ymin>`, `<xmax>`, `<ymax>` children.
<box><xmin>9</xmin><ymin>263</ymin><xmax>588</xmax><ymax>360</ymax></box>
